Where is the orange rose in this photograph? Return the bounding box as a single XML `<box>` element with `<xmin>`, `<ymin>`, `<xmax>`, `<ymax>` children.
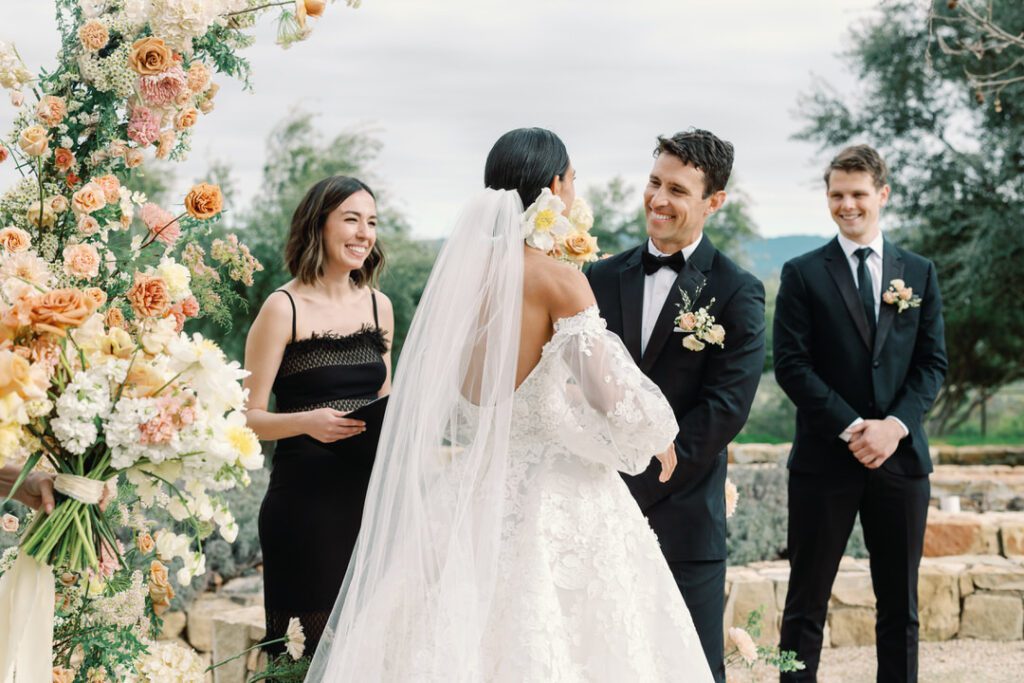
<box><xmin>155</xmin><ymin>130</ymin><xmax>176</xmax><ymax>160</ymax></box>
<box><xmin>54</xmin><ymin>147</ymin><xmax>75</xmax><ymax>172</ymax></box>
<box><xmin>83</xmin><ymin>287</ymin><xmax>107</xmax><ymax>311</ymax></box>
<box><xmin>0</xmin><ymin>147</ymin><xmax>8</xmax><ymax>164</ymax></box>
<box><xmin>78</xmin><ymin>19</ymin><xmax>109</xmax><ymax>52</ymax></box>
<box><xmin>562</xmin><ymin>231</ymin><xmax>599</xmax><ymax>263</ymax></box>
<box><xmin>184</xmin><ymin>183</ymin><xmax>223</xmax><ymax>220</ymax></box>
<box><xmin>124</xmin><ymin>148</ymin><xmax>144</xmax><ymax>169</ymax></box>
<box><xmin>29</xmin><ymin>289</ymin><xmax>93</xmax><ymax>335</ymax></box>
<box><xmin>52</xmin><ymin>666</ymin><xmax>76</xmax><ymax>683</ymax></box>
<box><xmin>148</xmin><ymin>560</ymin><xmax>175</xmax><ymax>615</ymax></box>
<box><xmin>92</xmin><ymin>174</ymin><xmax>121</xmax><ymax>204</ymax></box>
<box><xmin>0</xmin><ymin>227</ymin><xmax>31</xmax><ymax>253</ymax></box>
<box><xmin>71</xmin><ymin>182</ymin><xmax>107</xmax><ymax>215</ymax></box>
<box><xmin>18</xmin><ymin>126</ymin><xmax>49</xmax><ymax>157</ymax></box>
<box><xmin>47</xmin><ymin>195</ymin><xmax>69</xmax><ymax>214</ymax></box>
<box><xmin>305</xmin><ymin>0</ymin><xmax>327</xmax><ymax>17</ymax></box>
<box><xmin>61</xmin><ymin>242</ymin><xmax>99</xmax><ymax>280</ymax></box>
<box><xmin>677</xmin><ymin>312</ymin><xmax>697</xmax><ymax>332</ymax></box>
<box><xmin>174</xmin><ymin>107</ymin><xmax>198</xmax><ymax>131</ymax></box>
<box><xmin>104</xmin><ymin>307</ymin><xmax>126</xmax><ymax>330</ymax></box>
<box><xmin>129</xmin><ymin>37</ymin><xmax>173</xmax><ymax>76</ymax></box>
<box><xmin>137</xmin><ymin>532</ymin><xmax>155</xmax><ymax>554</ymax></box>
<box><xmin>36</xmin><ymin>96</ymin><xmax>67</xmax><ymax>128</ymax></box>
<box><xmin>126</xmin><ymin>274</ymin><xmax>171</xmax><ymax>318</ymax></box>
<box><xmin>186</xmin><ymin>62</ymin><xmax>210</xmax><ymax>93</ymax></box>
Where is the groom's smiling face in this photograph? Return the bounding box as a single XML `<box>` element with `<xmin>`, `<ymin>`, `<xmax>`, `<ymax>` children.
<box><xmin>644</xmin><ymin>153</ymin><xmax>723</xmax><ymax>253</ymax></box>
<box><xmin>826</xmin><ymin>169</ymin><xmax>889</xmax><ymax>244</ymax></box>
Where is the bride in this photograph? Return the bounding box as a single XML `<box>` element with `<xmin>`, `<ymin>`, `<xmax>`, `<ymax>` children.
<box><xmin>306</xmin><ymin>128</ymin><xmax>713</xmax><ymax>682</ymax></box>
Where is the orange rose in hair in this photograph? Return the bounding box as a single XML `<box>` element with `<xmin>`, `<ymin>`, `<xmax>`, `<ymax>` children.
<box><xmin>184</xmin><ymin>183</ymin><xmax>223</xmax><ymax>220</ymax></box>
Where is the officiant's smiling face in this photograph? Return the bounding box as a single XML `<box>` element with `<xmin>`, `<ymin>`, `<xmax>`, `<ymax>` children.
<box><xmin>644</xmin><ymin>154</ymin><xmax>723</xmax><ymax>253</ymax></box>
<box><xmin>826</xmin><ymin>169</ymin><xmax>889</xmax><ymax>244</ymax></box>
<box><xmin>323</xmin><ymin>190</ymin><xmax>378</xmax><ymax>271</ymax></box>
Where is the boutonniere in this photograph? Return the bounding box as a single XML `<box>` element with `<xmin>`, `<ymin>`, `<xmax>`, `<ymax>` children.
<box><xmin>673</xmin><ymin>281</ymin><xmax>725</xmax><ymax>352</ymax></box>
<box><xmin>881</xmin><ymin>278</ymin><xmax>921</xmax><ymax>313</ymax></box>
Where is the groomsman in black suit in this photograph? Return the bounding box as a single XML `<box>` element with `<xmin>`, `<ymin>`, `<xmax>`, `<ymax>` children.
<box><xmin>774</xmin><ymin>145</ymin><xmax>947</xmax><ymax>682</ymax></box>
<box><xmin>587</xmin><ymin>129</ymin><xmax>766</xmax><ymax>683</ymax></box>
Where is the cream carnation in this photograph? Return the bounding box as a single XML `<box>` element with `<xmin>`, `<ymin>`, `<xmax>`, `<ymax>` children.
<box><xmin>728</xmin><ymin>627</ymin><xmax>758</xmax><ymax>664</ymax></box>
<box><xmin>63</xmin><ymin>243</ymin><xmax>101</xmax><ymax>280</ymax></box>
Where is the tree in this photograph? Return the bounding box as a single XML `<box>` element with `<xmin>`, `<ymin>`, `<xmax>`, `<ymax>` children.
<box><xmin>193</xmin><ymin>112</ymin><xmax>436</xmax><ymax>363</ymax></box>
<box><xmin>586</xmin><ymin>176</ymin><xmax>759</xmax><ymax>264</ymax></box>
<box><xmin>795</xmin><ymin>0</ymin><xmax>1024</xmax><ymax>434</ymax></box>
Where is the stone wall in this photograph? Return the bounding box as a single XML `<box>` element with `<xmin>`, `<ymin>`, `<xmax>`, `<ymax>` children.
<box><xmin>728</xmin><ymin>443</ymin><xmax>1024</xmax><ymax>469</ymax></box>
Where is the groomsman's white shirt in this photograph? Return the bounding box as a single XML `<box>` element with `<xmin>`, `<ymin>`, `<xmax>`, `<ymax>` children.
<box><xmin>641</xmin><ymin>234</ymin><xmax>703</xmax><ymax>357</ymax></box>
<box><xmin>834</xmin><ymin>231</ymin><xmax>908</xmax><ymax>441</ymax></box>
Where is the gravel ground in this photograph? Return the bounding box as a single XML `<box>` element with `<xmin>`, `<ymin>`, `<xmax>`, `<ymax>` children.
<box><xmin>727</xmin><ymin>640</ymin><xmax>1024</xmax><ymax>683</ymax></box>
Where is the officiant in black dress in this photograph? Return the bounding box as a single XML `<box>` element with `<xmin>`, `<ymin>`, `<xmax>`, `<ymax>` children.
<box><xmin>243</xmin><ymin>176</ymin><xmax>394</xmax><ymax>656</ymax></box>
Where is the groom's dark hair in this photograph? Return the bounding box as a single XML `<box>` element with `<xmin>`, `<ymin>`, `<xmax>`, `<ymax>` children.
<box><xmin>485</xmin><ymin>128</ymin><xmax>570</xmax><ymax>208</ymax></box>
<box><xmin>655</xmin><ymin>129</ymin><xmax>734</xmax><ymax>197</ymax></box>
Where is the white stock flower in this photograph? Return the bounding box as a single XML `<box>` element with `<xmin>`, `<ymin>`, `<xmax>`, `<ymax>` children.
<box><xmin>0</xmin><ymin>42</ymin><xmax>33</xmax><ymax>90</ymax></box>
<box><xmin>153</xmin><ymin>529</ymin><xmax>189</xmax><ymax>562</ymax></box>
<box><xmin>521</xmin><ymin>188</ymin><xmax>571</xmax><ymax>253</ymax></box>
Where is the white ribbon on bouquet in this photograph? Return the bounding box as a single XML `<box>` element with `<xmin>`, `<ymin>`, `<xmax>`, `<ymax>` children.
<box><xmin>0</xmin><ymin>474</ymin><xmax>109</xmax><ymax>681</ymax></box>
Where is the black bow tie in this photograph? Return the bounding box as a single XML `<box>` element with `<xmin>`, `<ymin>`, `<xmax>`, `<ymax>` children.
<box><xmin>641</xmin><ymin>249</ymin><xmax>685</xmax><ymax>275</ymax></box>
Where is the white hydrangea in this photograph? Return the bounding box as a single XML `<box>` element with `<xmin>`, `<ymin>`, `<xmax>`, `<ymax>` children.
<box><xmin>148</xmin><ymin>0</ymin><xmax>222</xmax><ymax>54</ymax></box>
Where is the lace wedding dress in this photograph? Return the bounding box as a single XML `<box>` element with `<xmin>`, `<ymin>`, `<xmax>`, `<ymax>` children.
<box><xmin>306</xmin><ymin>190</ymin><xmax>712</xmax><ymax>683</ymax></box>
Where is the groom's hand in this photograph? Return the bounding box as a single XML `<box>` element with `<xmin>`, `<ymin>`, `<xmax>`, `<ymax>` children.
<box><xmin>655</xmin><ymin>443</ymin><xmax>677</xmax><ymax>483</ymax></box>
<box><xmin>847</xmin><ymin>419</ymin><xmax>904</xmax><ymax>469</ymax></box>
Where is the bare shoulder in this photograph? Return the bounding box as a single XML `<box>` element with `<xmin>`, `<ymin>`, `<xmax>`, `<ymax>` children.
<box><xmin>370</xmin><ymin>287</ymin><xmax>393</xmax><ymax>312</ymax></box>
<box><xmin>531</xmin><ymin>257</ymin><xmax>595</xmax><ymax>320</ymax></box>
<box><xmin>254</xmin><ymin>289</ymin><xmax>294</xmax><ymax>327</ymax></box>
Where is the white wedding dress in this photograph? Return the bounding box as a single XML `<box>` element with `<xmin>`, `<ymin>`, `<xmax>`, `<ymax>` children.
<box><xmin>306</xmin><ymin>190</ymin><xmax>712</xmax><ymax>682</ymax></box>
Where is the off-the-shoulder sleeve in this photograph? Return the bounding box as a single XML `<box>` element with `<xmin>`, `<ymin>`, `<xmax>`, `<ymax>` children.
<box><xmin>544</xmin><ymin>306</ymin><xmax>677</xmax><ymax>474</ymax></box>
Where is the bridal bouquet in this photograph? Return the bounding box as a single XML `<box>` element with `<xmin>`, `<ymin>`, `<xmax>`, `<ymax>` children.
<box><xmin>0</xmin><ymin>0</ymin><xmax>360</xmax><ymax>678</ymax></box>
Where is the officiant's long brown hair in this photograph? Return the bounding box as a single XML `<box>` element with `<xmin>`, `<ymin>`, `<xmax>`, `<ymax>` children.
<box><xmin>285</xmin><ymin>175</ymin><xmax>385</xmax><ymax>287</ymax></box>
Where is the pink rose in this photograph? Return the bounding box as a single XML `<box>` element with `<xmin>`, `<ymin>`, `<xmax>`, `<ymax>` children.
<box><xmin>882</xmin><ymin>291</ymin><xmax>898</xmax><ymax>305</ymax></box>
<box><xmin>899</xmin><ymin>287</ymin><xmax>913</xmax><ymax>301</ymax></box>
<box><xmin>1</xmin><ymin>514</ymin><xmax>18</xmax><ymax>533</ymax></box>
<box><xmin>77</xmin><ymin>214</ymin><xmax>101</xmax><ymax>236</ymax></box>
<box><xmin>677</xmin><ymin>312</ymin><xmax>697</xmax><ymax>332</ymax></box>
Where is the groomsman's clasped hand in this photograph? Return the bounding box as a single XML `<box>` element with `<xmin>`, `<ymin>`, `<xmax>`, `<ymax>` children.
<box><xmin>847</xmin><ymin>418</ymin><xmax>905</xmax><ymax>469</ymax></box>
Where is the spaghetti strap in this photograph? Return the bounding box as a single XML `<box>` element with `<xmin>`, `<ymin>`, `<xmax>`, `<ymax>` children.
<box><xmin>274</xmin><ymin>289</ymin><xmax>297</xmax><ymax>343</ymax></box>
<box><xmin>371</xmin><ymin>290</ymin><xmax>379</xmax><ymax>328</ymax></box>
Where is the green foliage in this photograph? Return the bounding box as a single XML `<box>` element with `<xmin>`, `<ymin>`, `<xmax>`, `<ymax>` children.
<box><xmin>728</xmin><ymin>607</ymin><xmax>805</xmax><ymax>674</ymax></box>
<box><xmin>795</xmin><ymin>0</ymin><xmax>1024</xmax><ymax>434</ymax></box>
<box><xmin>739</xmin><ymin>373</ymin><xmax>795</xmax><ymax>444</ymax></box>
<box><xmin>248</xmin><ymin>654</ymin><xmax>311</xmax><ymax>682</ymax></box>
<box><xmin>585</xmin><ymin>176</ymin><xmax>759</xmax><ymax>261</ymax></box>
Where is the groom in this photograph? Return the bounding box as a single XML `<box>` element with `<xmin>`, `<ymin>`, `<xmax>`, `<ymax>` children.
<box><xmin>587</xmin><ymin>129</ymin><xmax>766</xmax><ymax>683</ymax></box>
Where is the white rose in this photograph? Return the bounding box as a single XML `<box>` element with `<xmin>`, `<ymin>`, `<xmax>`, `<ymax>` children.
<box><xmin>155</xmin><ymin>258</ymin><xmax>191</xmax><ymax>301</ymax></box>
<box><xmin>1</xmin><ymin>514</ymin><xmax>19</xmax><ymax>533</ymax></box>
<box><xmin>153</xmin><ymin>529</ymin><xmax>189</xmax><ymax>562</ymax></box>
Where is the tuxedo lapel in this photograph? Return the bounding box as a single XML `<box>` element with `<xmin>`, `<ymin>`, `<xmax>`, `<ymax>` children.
<box><xmin>640</xmin><ymin>236</ymin><xmax>715</xmax><ymax>374</ymax></box>
<box><xmin>873</xmin><ymin>240</ymin><xmax>904</xmax><ymax>359</ymax></box>
<box><xmin>618</xmin><ymin>247</ymin><xmax>644</xmax><ymax>364</ymax></box>
<box><xmin>824</xmin><ymin>238</ymin><xmax>872</xmax><ymax>351</ymax></box>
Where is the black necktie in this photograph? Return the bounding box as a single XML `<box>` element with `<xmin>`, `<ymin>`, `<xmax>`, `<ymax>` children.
<box><xmin>641</xmin><ymin>249</ymin><xmax>684</xmax><ymax>276</ymax></box>
<box><xmin>854</xmin><ymin>247</ymin><xmax>876</xmax><ymax>337</ymax></box>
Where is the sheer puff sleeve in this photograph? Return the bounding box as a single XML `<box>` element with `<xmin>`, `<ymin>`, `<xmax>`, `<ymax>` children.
<box><xmin>543</xmin><ymin>306</ymin><xmax>677</xmax><ymax>474</ymax></box>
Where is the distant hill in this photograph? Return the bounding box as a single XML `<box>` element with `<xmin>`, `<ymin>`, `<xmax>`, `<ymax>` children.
<box><xmin>743</xmin><ymin>234</ymin><xmax>830</xmax><ymax>281</ymax></box>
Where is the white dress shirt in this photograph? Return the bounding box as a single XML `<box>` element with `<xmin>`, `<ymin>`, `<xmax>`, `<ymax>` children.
<box><xmin>640</xmin><ymin>234</ymin><xmax>703</xmax><ymax>357</ymax></box>
<box><xmin>834</xmin><ymin>231</ymin><xmax>908</xmax><ymax>442</ymax></box>
<box><xmin>837</xmin><ymin>231</ymin><xmax>884</xmax><ymax>320</ymax></box>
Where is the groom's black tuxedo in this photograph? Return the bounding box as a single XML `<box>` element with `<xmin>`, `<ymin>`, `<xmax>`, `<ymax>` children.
<box><xmin>588</xmin><ymin>236</ymin><xmax>765</xmax><ymax>683</ymax></box>
<box><xmin>774</xmin><ymin>236</ymin><xmax>947</xmax><ymax>682</ymax></box>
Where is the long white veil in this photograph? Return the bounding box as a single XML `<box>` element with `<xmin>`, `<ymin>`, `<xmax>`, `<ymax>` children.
<box><xmin>306</xmin><ymin>189</ymin><xmax>525</xmax><ymax>681</ymax></box>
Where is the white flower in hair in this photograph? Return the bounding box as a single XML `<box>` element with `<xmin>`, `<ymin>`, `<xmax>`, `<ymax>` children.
<box><xmin>521</xmin><ymin>188</ymin><xmax>572</xmax><ymax>252</ymax></box>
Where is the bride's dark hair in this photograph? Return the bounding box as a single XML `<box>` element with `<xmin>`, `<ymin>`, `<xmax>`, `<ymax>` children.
<box><xmin>484</xmin><ymin>127</ymin><xmax>570</xmax><ymax>208</ymax></box>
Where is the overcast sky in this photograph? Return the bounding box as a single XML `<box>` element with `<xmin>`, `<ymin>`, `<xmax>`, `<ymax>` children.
<box><xmin>1</xmin><ymin>0</ymin><xmax>881</xmax><ymax>240</ymax></box>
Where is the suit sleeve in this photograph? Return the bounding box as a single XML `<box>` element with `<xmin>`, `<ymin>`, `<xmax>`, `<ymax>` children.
<box><xmin>887</xmin><ymin>260</ymin><xmax>947</xmax><ymax>432</ymax></box>
<box><xmin>772</xmin><ymin>260</ymin><xmax>860</xmax><ymax>438</ymax></box>
<box><xmin>623</xmin><ymin>274</ymin><xmax>766</xmax><ymax>512</ymax></box>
